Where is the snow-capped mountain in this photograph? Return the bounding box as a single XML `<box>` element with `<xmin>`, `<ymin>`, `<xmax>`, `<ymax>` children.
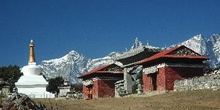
<box><xmin>172</xmin><ymin>34</ymin><xmax>220</xmax><ymax>68</ymax></box>
<box><xmin>41</xmin><ymin>50</ymin><xmax>115</xmax><ymax>84</ymax></box>
<box><xmin>41</xmin><ymin>50</ymin><xmax>90</xmax><ymax>83</ymax></box>
<box><xmin>41</xmin><ymin>38</ymin><xmax>145</xmax><ymax>83</ymax></box>
<box><xmin>41</xmin><ymin>34</ymin><xmax>220</xmax><ymax>84</ymax></box>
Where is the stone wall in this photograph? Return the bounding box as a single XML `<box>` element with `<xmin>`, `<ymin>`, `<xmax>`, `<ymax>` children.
<box><xmin>174</xmin><ymin>70</ymin><xmax>220</xmax><ymax>91</ymax></box>
<box><xmin>115</xmin><ymin>80</ymin><xmax>126</xmax><ymax>97</ymax></box>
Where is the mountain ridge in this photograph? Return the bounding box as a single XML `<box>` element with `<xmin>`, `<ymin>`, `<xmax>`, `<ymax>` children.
<box><xmin>41</xmin><ymin>34</ymin><xmax>220</xmax><ymax>83</ymax></box>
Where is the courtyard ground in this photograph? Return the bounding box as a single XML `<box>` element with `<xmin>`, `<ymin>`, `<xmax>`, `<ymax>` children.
<box><xmin>33</xmin><ymin>90</ymin><xmax>220</xmax><ymax>110</ymax></box>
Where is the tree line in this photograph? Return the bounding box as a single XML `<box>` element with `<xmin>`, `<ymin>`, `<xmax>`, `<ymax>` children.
<box><xmin>0</xmin><ymin>65</ymin><xmax>22</xmax><ymax>92</ymax></box>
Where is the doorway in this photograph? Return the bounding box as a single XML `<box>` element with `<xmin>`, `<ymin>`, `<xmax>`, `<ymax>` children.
<box><xmin>149</xmin><ymin>73</ymin><xmax>157</xmax><ymax>91</ymax></box>
<box><xmin>87</xmin><ymin>85</ymin><xmax>93</xmax><ymax>99</ymax></box>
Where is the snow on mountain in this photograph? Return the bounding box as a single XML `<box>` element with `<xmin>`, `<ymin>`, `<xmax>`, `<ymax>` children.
<box><xmin>41</xmin><ymin>50</ymin><xmax>114</xmax><ymax>84</ymax></box>
<box><xmin>181</xmin><ymin>34</ymin><xmax>207</xmax><ymax>55</ymax></box>
<box><xmin>173</xmin><ymin>34</ymin><xmax>220</xmax><ymax>68</ymax></box>
<box><xmin>210</xmin><ymin>34</ymin><xmax>220</xmax><ymax>67</ymax></box>
<box><xmin>41</xmin><ymin>34</ymin><xmax>220</xmax><ymax>84</ymax></box>
<box><xmin>86</xmin><ymin>56</ymin><xmax>115</xmax><ymax>71</ymax></box>
<box><xmin>40</xmin><ymin>38</ymin><xmax>146</xmax><ymax>83</ymax></box>
<box><xmin>112</xmin><ymin>37</ymin><xmax>160</xmax><ymax>60</ymax></box>
<box><xmin>41</xmin><ymin>50</ymin><xmax>90</xmax><ymax>83</ymax></box>
<box><xmin>130</xmin><ymin>37</ymin><xmax>160</xmax><ymax>50</ymax></box>
<box><xmin>130</xmin><ymin>37</ymin><xmax>143</xmax><ymax>50</ymax></box>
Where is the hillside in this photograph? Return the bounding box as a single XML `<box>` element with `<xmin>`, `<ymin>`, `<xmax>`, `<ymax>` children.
<box><xmin>34</xmin><ymin>90</ymin><xmax>220</xmax><ymax>110</ymax></box>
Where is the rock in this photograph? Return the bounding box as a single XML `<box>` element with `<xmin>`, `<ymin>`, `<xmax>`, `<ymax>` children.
<box><xmin>0</xmin><ymin>92</ymin><xmax>47</xmax><ymax>110</ymax></box>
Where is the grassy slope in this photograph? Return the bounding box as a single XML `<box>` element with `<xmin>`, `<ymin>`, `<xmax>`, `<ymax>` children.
<box><xmin>33</xmin><ymin>90</ymin><xmax>220</xmax><ymax>110</ymax></box>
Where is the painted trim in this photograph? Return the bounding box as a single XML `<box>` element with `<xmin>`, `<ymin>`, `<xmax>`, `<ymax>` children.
<box><xmin>144</xmin><ymin>63</ymin><xmax>204</xmax><ymax>74</ymax></box>
<box><xmin>82</xmin><ymin>79</ymin><xmax>93</xmax><ymax>86</ymax></box>
<box><xmin>83</xmin><ymin>76</ymin><xmax>122</xmax><ymax>86</ymax></box>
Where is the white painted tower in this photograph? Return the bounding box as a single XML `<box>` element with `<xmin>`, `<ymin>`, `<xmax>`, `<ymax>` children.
<box><xmin>15</xmin><ymin>39</ymin><xmax>54</xmax><ymax>98</ymax></box>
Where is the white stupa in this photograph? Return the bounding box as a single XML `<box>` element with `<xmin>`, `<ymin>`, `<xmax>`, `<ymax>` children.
<box><xmin>15</xmin><ymin>39</ymin><xmax>54</xmax><ymax>98</ymax></box>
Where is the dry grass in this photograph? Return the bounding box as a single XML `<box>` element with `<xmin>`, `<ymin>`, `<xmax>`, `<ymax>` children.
<box><xmin>33</xmin><ymin>90</ymin><xmax>220</xmax><ymax>110</ymax></box>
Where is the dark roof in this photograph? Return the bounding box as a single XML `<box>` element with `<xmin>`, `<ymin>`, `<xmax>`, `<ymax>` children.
<box><xmin>115</xmin><ymin>47</ymin><xmax>160</xmax><ymax>65</ymax></box>
<box><xmin>138</xmin><ymin>45</ymin><xmax>209</xmax><ymax>65</ymax></box>
<box><xmin>78</xmin><ymin>64</ymin><xmax>123</xmax><ymax>78</ymax></box>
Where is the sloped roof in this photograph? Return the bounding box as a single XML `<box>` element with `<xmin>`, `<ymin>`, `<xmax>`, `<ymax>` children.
<box><xmin>113</xmin><ymin>47</ymin><xmax>160</xmax><ymax>66</ymax></box>
<box><xmin>78</xmin><ymin>64</ymin><xmax>123</xmax><ymax>78</ymax></box>
<box><xmin>138</xmin><ymin>45</ymin><xmax>209</xmax><ymax>65</ymax></box>
<box><xmin>114</xmin><ymin>46</ymin><xmax>160</xmax><ymax>60</ymax></box>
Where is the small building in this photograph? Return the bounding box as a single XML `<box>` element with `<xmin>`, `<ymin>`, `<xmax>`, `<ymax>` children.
<box><xmin>137</xmin><ymin>45</ymin><xmax>209</xmax><ymax>92</ymax></box>
<box><xmin>58</xmin><ymin>81</ymin><xmax>71</xmax><ymax>97</ymax></box>
<box><xmin>78</xmin><ymin>64</ymin><xmax>123</xmax><ymax>99</ymax></box>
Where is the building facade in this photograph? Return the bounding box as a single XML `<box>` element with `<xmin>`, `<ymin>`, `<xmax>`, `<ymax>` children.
<box><xmin>78</xmin><ymin>64</ymin><xmax>123</xmax><ymax>99</ymax></box>
<box><xmin>138</xmin><ymin>45</ymin><xmax>209</xmax><ymax>92</ymax></box>
<box><xmin>78</xmin><ymin>45</ymin><xmax>209</xmax><ymax>98</ymax></box>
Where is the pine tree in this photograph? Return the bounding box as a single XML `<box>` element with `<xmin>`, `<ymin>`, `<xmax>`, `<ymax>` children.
<box><xmin>0</xmin><ymin>65</ymin><xmax>22</xmax><ymax>92</ymax></box>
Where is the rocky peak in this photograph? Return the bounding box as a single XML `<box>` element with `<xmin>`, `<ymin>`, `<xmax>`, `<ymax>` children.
<box><xmin>210</xmin><ymin>34</ymin><xmax>220</xmax><ymax>42</ymax></box>
<box><xmin>130</xmin><ymin>37</ymin><xmax>143</xmax><ymax>50</ymax></box>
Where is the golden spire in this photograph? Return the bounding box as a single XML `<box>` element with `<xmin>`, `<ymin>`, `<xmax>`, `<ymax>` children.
<box><xmin>28</xmin><ymin>39</ymin><xmax>36</xmax><ymax>63</ymax></box>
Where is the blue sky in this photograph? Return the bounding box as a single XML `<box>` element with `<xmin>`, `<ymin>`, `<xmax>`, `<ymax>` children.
<box><xmin>0</xmin><ymin>0</ymin><xmax>220</xmax><ymax>67</ymax></box>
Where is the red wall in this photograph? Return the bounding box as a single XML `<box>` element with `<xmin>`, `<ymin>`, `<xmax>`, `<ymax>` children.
<box><xmin>142</xmin><ymin>68</ymin><xmax>166</xmax><ymax>92</ymax></box>
<box><xmin>82</xmin><ymin>85</ymin><xmax>89</xmax><ymax>99</ymax></box>
<box><xmin>93</xmin><ymin>80</ymin><xmax>99</xmax><ymax>98</ymax></box>
<box><xmin>164</xmin><ymin>67</ymin><xmax>203</xmax><ymax>90</ymax></box>
<box><xmin>97</xmin><ymin>80</ymin><xmax>116</xmax><ymax>98</ymax></box>
<box><xmin>142</xmin><ymin>66</ymin><xmax>204</xmax><ymax>92</ymax></box>
<box><xmin>82</xmin><ymin>79</ymin><xmax>117</xmax><ymax>99</ymax></box>
<box><xmin>157</xmin><ymin>67</ymin><xmax>166</xmax><ymax>91</ymax></box>
<box><xmin>82</xmin><ymin>80</ymin><xmax>98</xmax><ymax>99</ymax></box>
<box><xmin>142</xmin><ymin>73</ymin><xmax>151</xmax><ymax>92</ymax></box>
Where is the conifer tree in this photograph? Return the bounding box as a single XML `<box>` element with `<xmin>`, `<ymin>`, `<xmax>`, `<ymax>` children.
<box><xmin>0</xmin><ymin>65</ymin><xmax>22</xmax><ymax>92</ymax></box>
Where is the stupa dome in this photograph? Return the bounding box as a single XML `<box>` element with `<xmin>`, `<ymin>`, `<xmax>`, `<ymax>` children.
<box><xmin>21</xmin><ymin>63</ymin><xmax>42</xmax><ymax>76</ymax></box>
